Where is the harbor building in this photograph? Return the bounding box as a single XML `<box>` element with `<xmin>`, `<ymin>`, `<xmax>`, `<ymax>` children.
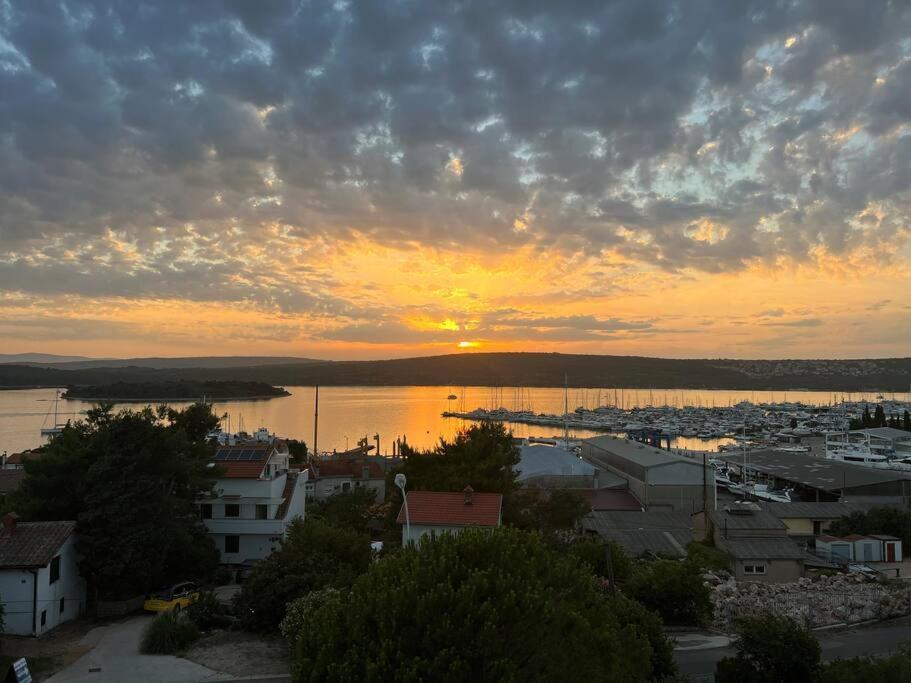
<box><xmin>761</xmin><ymin>501</ymin><xmax>873</xmax><ymax>540</ymax></box>
<box><xmin>580</xmin><ymin>435</ymin><xmax>714</xmax><ymax>512</ymax></box>
<box><xmin>581</xmin><ymin>510</ymin><xmax>693</xmax><ymax>558</ymax></box>
<box><xmin>716</xmin><ymin>450</ymin><xmax>911</xmax><ymax>506</ymax></box>
<box><xmin>306</xmin><ymin>457</ymin><xmax>387</xmax><ymax>503</ymax></box>
<box><xmin>200</xmin><ymin>441</ymin><xmax>308</xmax><ymax>563</ymax></box>
<box><xmin>697</xmin><ymin>501</ymin><xmax>806</xmax><ymax>583</ymax></box>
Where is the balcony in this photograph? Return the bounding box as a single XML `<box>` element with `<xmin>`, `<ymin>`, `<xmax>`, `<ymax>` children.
<box><xmin>203</xmin><ymin>517</ymin><xmax>286</xmax><ymax>536</ymax></box>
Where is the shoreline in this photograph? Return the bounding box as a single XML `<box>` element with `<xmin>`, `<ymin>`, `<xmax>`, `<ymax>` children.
<box><xmin>60</xmin><ymin>393</ymin><xmax>290</xmax><ymax>402</ymax></box>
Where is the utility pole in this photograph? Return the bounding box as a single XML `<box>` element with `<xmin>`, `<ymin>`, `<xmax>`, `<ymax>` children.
<box><xmin>313</xmin><ymin>385</ymin><xmax>319</xmax><ymax>458</ymax></box>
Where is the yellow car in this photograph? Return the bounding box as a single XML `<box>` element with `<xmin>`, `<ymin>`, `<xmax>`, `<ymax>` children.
<box><xmin>143</xmin><ymin>582</ymin><xmax>200</xmax><ymax>613</ymax></box>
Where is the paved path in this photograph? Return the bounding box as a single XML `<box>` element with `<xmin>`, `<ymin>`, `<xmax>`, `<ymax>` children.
<box><xmin>46</xmin><ymin>615</ymin><xmax>225</xmax><ymax>683</ymax></box>
<box><xmin>674</xmin><ymin>617</ymin><xmax>911</xmax><ymax>677</ymax></box>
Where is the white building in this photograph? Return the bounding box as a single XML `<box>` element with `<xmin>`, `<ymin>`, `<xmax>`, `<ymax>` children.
<box><xmin>306</xmin><ymin>458</ymin><xmax>387</xmax><ymax>503</ymax></box>
<box><xmin>200</xmin><ymin>441</ymin><xmax>307</xmax><ymax>563</ymax></box>
<box><xmin>0</xmin><ymin>514</ymin><xmax>86</xmax><ymax>636</ymax></box>
<box><xmin>397</xmin><ymin>486</ymin><xmax>502</xmax><ymax>546</ymax></box>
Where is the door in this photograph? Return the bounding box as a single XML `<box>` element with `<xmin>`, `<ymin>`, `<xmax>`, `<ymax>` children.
<box><xmin>887</xmin><ymin>543</ymin><xmax>896</xmax><ymax>562</ymax></box>
<box><xmin>863</xmin><ymin>543</ymin><xmax>873</xmax><ymax>561</ymax></box>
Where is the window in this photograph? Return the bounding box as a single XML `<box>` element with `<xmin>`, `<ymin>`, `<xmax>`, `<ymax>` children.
<box><xmin>743</xmin><ymin>564</ymin><xmax>766</xmax><ymax>575</ymax></box>
<box><xmin>813</xmin><ymin>520</ymin><xmax>822</xmax><ymax>535</ymax></box>
<box><xmin>40</xmin><ymin>610</ymin><xmax>46</xmax><ymax>627</ymax></box>
<box><xmin>225</xmin><ymin>535</ymin><xmax>240</xmax><ymax>554</ymax></box>
<box><xmin>49</xmin><ymin>556</ymin><xmax>60</xmax><ymax>584</ymax></box>
<box><xmin>60</xmin><ymin>597</ymin><xmax>65</xmax><ymax>614</ymax></box>
<box><xmin>342</xmin><ymin>482</ymin><xmax>351</xmax><ymax>492</ymax></box>
<box><xmin>200</xmin><ymin>504</ymin><xmax>212</xmax><ymax>519</ymax></box>
<box><xmin>256</xmin><ymin>505</ymin><xmax>268</xmax><ymax>520</ymax></box>
<box><xmin>224</xmin><ymin>504</ymin><xmax>240</xmax><ymax>518</ymax></box>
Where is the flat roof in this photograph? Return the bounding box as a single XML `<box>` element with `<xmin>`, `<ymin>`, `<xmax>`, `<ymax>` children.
<box><xmin>516</xmin><ymin>444</ymin><xmax>596</xmax><ymax>479</ymax></box>
<box><xmin>719</xmin><ymin>537</ymin><xmax>807</xmax><ymax>560</ymax></box>
<box><xmin>582</xmin><ymin>510</ymin><xmax>692</xmax><ymax>531</ymax></box>
<box><xmin>709</xmin><ymin>506</ymin><xmax>786</xmax><ymax>531</ymax></box>
<box><xmin>851</xmin><ymin>428</ymin><xmax>911</xmax><ymax>440</ymax></box>
<box><xmin>717</xmin><ymin>449</ymin><xmax>911</xmax><ymax>492</ymax></box>
<box><xmin>762</xmin><ymin>501</ymin><xmax>872</xmax><ymax>519</ymax></box>
<box><xmin>583</xmin><ymin>435</ymin><xmax>703</xmax><ymax>469</ymax></box>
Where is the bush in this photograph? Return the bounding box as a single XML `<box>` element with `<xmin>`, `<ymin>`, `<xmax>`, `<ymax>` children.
<box><xmin>819</xmin><ymin>644</ymin><xmax>911</xmax><ymax>681</ymax></box>
<box><xmin>140</xmin><ymin>612</ymin><xmax>200</xmax><ymax>654</ymax></box>
<box><xmin>686</xmin><ymin>541</ymin><xmax>729</xmax><ymax>572</ymax></box>
<box><xmin>186</xmin><ymin>590</ymin><xmax>231</xmax><ymax>631</ymax></box>
<box><xmin>715</xmin><ymin>613</ymin><xmax>820</xmax><ymax>682</ymax></box>
<box><xmin>293</xmin><ymin>528</ymin><xmax>665</xmax><ymax>680</ymax></box>
<box><xmin>625</xmin><ymin>559</ymin><xmax>712</xmax><ymax>626</ymax></box>
<box><xmin>565</xmin><ymin>537</ymin><xmax>631</xmax><ymax>584</ymax></box>
<box><xmin>279</xmin><ymin>588</ymin><xmax>342</xmax><ymax>646</ymax></box>
<box><xmin>236</xmin><ymin>518</ymin><xmax>372</xmax><ymax>632</ymax></box>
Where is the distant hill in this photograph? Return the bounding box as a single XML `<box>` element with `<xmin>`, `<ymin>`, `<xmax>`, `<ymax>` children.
<box><xmin>0</xmin><ymin>353</ymin><xmax>95</xmax><ymax>364</ymax></box>
<box><xmin>23</xmin><ymin>355</ymin><xmax>328</xmax><ymax>370</ymax></box>
<box><xmin>1</xmin><ymin>353</ymin><xmax>910</xmax><ymax>392</ymax></box>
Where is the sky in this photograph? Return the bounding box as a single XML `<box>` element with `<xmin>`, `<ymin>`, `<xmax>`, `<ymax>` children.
<box><xmin>1</xmin><ymin>1</ymin><xmax>910</xmax><ymax>361</ymax></box>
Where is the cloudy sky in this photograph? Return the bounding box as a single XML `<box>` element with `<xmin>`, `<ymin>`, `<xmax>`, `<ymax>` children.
<box><xmin>1</xmin><ymin>0</ymin><xmax>910</xmax><ymax>360</ymax></box>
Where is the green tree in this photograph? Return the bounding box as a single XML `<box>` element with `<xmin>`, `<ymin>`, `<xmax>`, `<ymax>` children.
<box><xmin>15</xmin><ymin>403</ymin><xmax>220</xmax><ymax>604</ymax></box>
<box><xmin>286</xmin><ymin>439</ymin><xmax>309</xmax><ymax>464</ymax></box>
<box><xmin>306</xmin><ymin>487</ymin><xmax>378</xmax><ymax>535</ymax></box>
<box><xmin>393</xmin><ymin>422</ymin><xmax>520</xmax><ymax>495</ymax></box>
<box><xmin>716</xmin><ymin>613</ymin><xmax>821</xmax><ymax>682</ymax></box>
<box><xmin>903</xmin><ymin>410</ymin><xmax>910</xmax><ymax>431</ymax></box>
<box><xmin>874</xmin><ymin>405</ymin><xmax>887</xmax><ymax>427</ymax></box>
<box><xmin>829</xmin><ymin>506</ymin><xmax>911</xmax><ymax>548</ymax></box>
<box><xmin>291</xmin><ymin>528</ymin><xmax>667</xmax><ymax>681</ymax></box>
<box><xmin>236</xmin><ymin>518</ymin><xmax>372</xmax><ymax>631</ymax></box>
<box><xmin>625</xmin><ymin>559</ymin><xmax>712</xmax><ymax>626</ymax></box>
<box><xmin>503</xmin><ymin>488</ymin><xmax>591</xmax><ymax>532</ymax></box>
<box><xmin>563</xmin><ymin>537</ymin><xmax>632</xmax><ymax>584</ymax></box>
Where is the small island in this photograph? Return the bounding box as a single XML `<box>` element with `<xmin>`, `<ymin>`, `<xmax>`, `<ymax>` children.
<box><xmin>62</xmin><ymin>380</ymin><xmax>291</xmax><ymax>401</ymax></box>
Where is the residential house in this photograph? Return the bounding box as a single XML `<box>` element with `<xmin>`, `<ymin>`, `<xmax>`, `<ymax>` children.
<box><xmin>200</xmin><ymin>441</ymin><xmax>307</xmax><ymax>563</ymax></box>
<box><xmin>398</xmin><ymin>486</ymin><xmax>502</xmax><ymax>546</ymax></box>
<box><xmin>306</xmin><ymin>458</ymin><xmax>386</xmax><ymax>503</ymax></box>
<box><xmin>699</xmin><ymin>501</ymin><xmax>806</xmax><ymax>582</ymax></box>
<box><xmin>1</xmin><ymin>450</ymin><xmax>41</xmax><ymax>470</ymax></box>
<box><xmin>0</xmin><ymin>514</ymin><xmax>86</xmax><ymax>636</ymax></box>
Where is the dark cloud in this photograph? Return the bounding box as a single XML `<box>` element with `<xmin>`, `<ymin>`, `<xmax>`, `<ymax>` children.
<box><xmin>1</xmin><ymin>0</ymin><xmax>911</xmax><ymax>305</ymax></box>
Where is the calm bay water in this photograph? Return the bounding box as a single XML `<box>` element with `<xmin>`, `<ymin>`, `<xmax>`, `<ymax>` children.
<box><xmin>1</xmin><ymin>385</ymin><xmax>907</xmax><ymax>457</ymax></box>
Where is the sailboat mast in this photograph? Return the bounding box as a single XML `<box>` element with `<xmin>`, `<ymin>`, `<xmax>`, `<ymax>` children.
<box><xmin>313</xmin><ymin>385</ymin><xmax>319</xmax><ymax>458</ymax></box>
<box><xmin>563</xmin><ymin>374</ymin><xmax>568</xmax><ymax>445</ymax></box>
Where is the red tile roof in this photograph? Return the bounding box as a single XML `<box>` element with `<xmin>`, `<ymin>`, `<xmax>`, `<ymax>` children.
<box><xmin>0</xmin><ymin>520</ymin><xmax>76</xmax><ymax>569</ymax></box>
<box><xmin>4</xmin><ymin>450</ymin><xmax>40</xmax><ymax>466</ymax></box>
<box><xmin>396</xmin><ymin>490</ymin><xmax>502</xmax><ymax>527</ymax></box>
<box><xmin>309</xmin><ymin>459</ymin><xmax>385</xmax><ymax>480</ymax></box>
<box><xmin>841</xmin><ymin>534</ymin><xmax>871</xmax><ymax>541</ymax></box>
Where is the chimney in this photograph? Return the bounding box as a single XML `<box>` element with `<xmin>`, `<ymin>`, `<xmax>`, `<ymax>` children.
<box><xmin>2</xmin><ymin>512</ymin><xmax>18</xmax><ymax>536</ymax></box>
<box><xmin>463</xmin><ymin>485</ymin><xmax>474</xmax><ymax>505</ymax></box>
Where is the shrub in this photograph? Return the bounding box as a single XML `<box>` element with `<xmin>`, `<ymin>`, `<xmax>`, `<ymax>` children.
<box><xmin>293</xmin><ymin>528</ymin><xmax>665</xmax><ymax>681</ymax></box>
<box><xmin>819</xmin><ymin>644</ymin><xmax>911</xmax><ymax>682</ymax></box>
<box><xmin>565</xmin><ymin>537</ymin><xmax>632</xmax><ymax>584</ymax></box>
<box><xmin>686</xmin><ymin>541</ymin><xmax>729</xmax><ymax>572</ymax></box>
<box><xmin>140</xmin><ymin>612</ymin><xmax>200</xmax><ymax>654</ymax></box>
<box><xmin>236</xmin><ymin>519</ymin><xmax>372</xmax><ymax>631</ymax></box>
<box><xmin>186</xmin><ymin>590</ymin><xmax>231</xmax><ymax>631</ymax></box>
<box><xmin>716</xmin><ymin>613</ymin><xmax>820</xmax><ymax>682</ymax></box>
<box><xmin>279</xmin><ymin>588</ymin><xmax>342</xmax><ymax>646</ymax></box>
<box><xmin>625</xmin><ymin>559</ymin><xmax>712</xmax><ymax>626</ymax></box>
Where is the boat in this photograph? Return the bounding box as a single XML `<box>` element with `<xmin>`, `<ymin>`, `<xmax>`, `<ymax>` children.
<box><xmin>40</xmin><ymin>390</ymin><xmax>66</xmax><ymax>437</ymax></box>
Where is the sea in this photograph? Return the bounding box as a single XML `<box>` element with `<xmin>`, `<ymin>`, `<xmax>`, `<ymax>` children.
<box><xmin>1</xmin><ymin>386</ymin><xmax>908</xmax><ymax>457</ymax></box>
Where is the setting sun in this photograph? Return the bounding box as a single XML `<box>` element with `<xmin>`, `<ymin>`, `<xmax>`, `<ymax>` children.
<box><xmin>457</xmin><ymin>341</ymin><xmax>480</xmax><ymax>349</ymax></box>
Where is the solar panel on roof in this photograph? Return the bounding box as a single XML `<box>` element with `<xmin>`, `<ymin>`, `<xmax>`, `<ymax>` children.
<box><xmin>214</xmin><ymin>450</ymin><xmax>227</xmax><ymax>461</ymax></box>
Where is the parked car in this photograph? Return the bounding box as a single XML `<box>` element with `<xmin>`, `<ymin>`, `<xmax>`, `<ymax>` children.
<box><xmin>143</xmin><ymin>581</ymin><xmax>200</xmax><ymax>613</ymax></box>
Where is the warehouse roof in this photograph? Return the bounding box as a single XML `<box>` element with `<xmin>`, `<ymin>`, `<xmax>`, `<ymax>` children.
<box><xmin>582</xmin><ymin>510</ymin><xmax>692</xmax><ymax>531</ymax></box>
<box><xmin>516</xmin><ymin>444</ymin><xmax>596</xmax><ymax>480</ymax></box>
<box><xmin>719</xmin><ymin>537</ymin><xmax>807</xmax><ymax>560</ymax></box>
<box><xmin>590</xmin><ymin>528</ymin><xmax>693</xmax><ymax>558</ymax></box>
<box><xmin>851</xmin><ymin>428</ymin><xmax>911</xmax><ymax>440</ymax></box>
<box><xmin>762</xmin><ymin>501</ymin><xmax>872</xmax><ymax>519</ymax></box>
<box><xmin>709</xmin><ymin>504</ymin><xmax>786</xmax><ymax>531</ymax></box>
<box><xmin>716</xmin><ymin>450</ymin><xmax>911</xmax><ymax>492</ymax></box>
<box><xmin>583</xmin><ymin>436</ymin><xmax>702</xmax><ymax>469</ymax></box>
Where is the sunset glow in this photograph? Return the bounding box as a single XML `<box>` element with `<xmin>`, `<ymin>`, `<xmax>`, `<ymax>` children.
<box><xmin>0</xmin><ymin>2</ymin><xmax>909</xmax><ymax>360</ymax></box>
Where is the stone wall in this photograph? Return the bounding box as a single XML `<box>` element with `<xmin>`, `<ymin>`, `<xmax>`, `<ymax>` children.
<box><xmin>706</xmin><ymin>571</ymin><xmax>911</xmax><ymax>631</ymax></box>
<box><xmin>96</xmin><ymin>595</ymin><xmax>145</xmax><ymax>618</ymax></box>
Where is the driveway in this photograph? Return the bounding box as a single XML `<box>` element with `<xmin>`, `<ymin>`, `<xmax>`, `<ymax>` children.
<box><xmin>46</xmin><ymin>615</ymin><xmax>224</xmax><ymax>683</ymax></box>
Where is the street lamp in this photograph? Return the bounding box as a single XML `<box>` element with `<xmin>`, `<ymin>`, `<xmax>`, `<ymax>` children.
<box><xmin>394</xmin><ymin>473</ymin><xmax>411</xmax><ymax>544</ymax></box>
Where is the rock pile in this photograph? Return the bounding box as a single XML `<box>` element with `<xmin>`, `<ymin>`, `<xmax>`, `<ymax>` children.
<box><xmin>704</xmin><ymin>571</ymin><xmax>911</xmax><ymax>631</ymax></box>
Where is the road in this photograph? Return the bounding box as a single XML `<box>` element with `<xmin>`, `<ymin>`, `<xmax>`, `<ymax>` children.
<box><xmin>674</xmin><ymin>617</ymin><xmax>911</xmax><ymax>677</ymax></box>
